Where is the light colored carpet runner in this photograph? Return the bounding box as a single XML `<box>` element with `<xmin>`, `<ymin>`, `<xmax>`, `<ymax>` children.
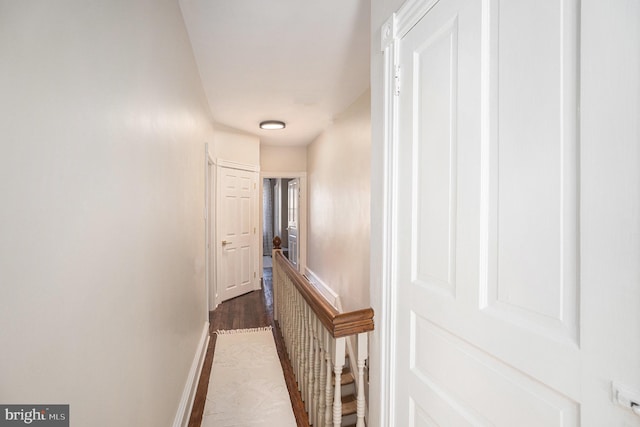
<box><xmin>201</xmin><ymin>327</ymin><xmax>297</xmax><ymax>427</ymax></box>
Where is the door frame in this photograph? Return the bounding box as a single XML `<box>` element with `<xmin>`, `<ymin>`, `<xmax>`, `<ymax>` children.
<box><xmin>205</xmin><ymin>145</ymin><xmax>216</xmax><ymax>312</ymax></box>
<box><xmin>286</xmin><ymin>178</ymin><xmax>300</xmax><ymax>268</ymax></box>
<box><xmin>259</xmin><ymin>172</ymin><xmax>307</xmax><ymax>274</ymax></box>
<box><xmin>373</xmin><ymin>2</ymin><xmax>444</xmax><ymax>426</ymax></box>
<box><xmin>372</xmin><ymin>10</ymin><xmax>399</xmax><ymax>427</ymax></box>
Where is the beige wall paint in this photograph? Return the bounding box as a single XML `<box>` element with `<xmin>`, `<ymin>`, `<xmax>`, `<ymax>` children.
<box><xmin>211</xmin><ymin>124</ymin><xmax>260</xmax><ymax>166</ymax></box>
<box><xmin>261</xmin><ymin>145</ymin><xmax>308</xmax><ymax>172</ymax></box>
<box><xmin>307</xmin><ymin>90</ymin><xmax>371</xmax><ymax>311</ymax></box>
<box><xmin>0</xmin><ymin>1</ymin><xmax>212</xmax><ymax>425</ymax></box>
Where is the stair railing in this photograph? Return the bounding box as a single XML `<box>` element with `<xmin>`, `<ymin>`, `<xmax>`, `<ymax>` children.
<box><xmin>272</xmin><ymin>238</ymin><xmax>374</xmax><ymax>427</ymax></box>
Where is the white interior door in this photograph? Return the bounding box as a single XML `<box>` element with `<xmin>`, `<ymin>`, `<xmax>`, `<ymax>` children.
<box><xmin>217</xmin><ymin>165</ymin><xmax>258</xmax><ymax>302</ymax></box>
<box><xmin>390</xmin><ymin>0</ymin><xmax>640</xmax><ymax>426</ymax></box>
<box><xmin>287</xmin><ymin>178</ymin><xmax>299</xmax><ymax>268</ymax></box>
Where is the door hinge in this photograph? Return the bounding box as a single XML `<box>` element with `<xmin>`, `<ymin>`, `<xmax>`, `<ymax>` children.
<box><xmin>394</xmin><ymin>65</ymin><xmax>401</xmax><ymax>96</ymax></box>
<box><xmin>254</xmin><ymin>272</ymin><xmax>256</xmax><ymax>278</ymax></box>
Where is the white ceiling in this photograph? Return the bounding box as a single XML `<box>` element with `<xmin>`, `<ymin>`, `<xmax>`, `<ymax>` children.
<box><xmin>179</xmin><ymin>0</ymin><xmax>371</xmax><ymax>146</ymax></box>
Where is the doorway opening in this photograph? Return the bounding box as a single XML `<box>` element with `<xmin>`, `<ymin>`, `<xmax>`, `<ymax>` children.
<box><xmin>260</xmin><ymin>173</ymin><xmax>307</xmax><ymax>283</ymax></box>
<box><xmin>262</xmin><ymin>178</ymin><xmax>293</xmax><ymax>267</ymax></box>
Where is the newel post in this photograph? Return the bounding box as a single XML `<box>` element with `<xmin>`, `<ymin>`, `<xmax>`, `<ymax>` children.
<box><xmin>273</xmin><ymin>235</ymin><xmax>282</xmax><ymax>251</ymax></box>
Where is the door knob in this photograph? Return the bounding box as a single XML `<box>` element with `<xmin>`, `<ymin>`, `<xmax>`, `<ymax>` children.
<box><xmin>222</xmin><ymin>240</ymin><xmax>231</xmax><ymax>245</ymax></box>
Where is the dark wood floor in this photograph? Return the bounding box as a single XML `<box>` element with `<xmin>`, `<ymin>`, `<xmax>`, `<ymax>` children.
<box><xmin>188</xmin><ymin>267</ymin><xmax>310</xmax><ymax>427</ymax></box>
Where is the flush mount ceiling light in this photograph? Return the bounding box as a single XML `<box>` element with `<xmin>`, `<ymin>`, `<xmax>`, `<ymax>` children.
<box><xmin>259</xmin><ymin>120</ymin><xmax>286</xmax><ymax>130</ymax></box>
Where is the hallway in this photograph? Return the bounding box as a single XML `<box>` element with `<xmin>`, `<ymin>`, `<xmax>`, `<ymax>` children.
<box><xmin>188</xmin><ymin>268</ymin><xmax>310</xmax><ymax>427</ymax></box>
<box><xmin>1</xmin><ymin>2</ymin><xmax>638</xmax><ymax>426</ymax></box>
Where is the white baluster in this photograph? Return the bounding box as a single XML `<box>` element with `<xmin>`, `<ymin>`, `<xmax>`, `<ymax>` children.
<box><xmin>296</xmin><ymin>293</ymin><xmax>303</xmax><ymax>389</ymax></box>
<box><xmin>286</xmin><ymin>287</ymin><xmax>292</xmax><ymax>358</ymax></box>
<box><xmin>356</xmin><ymin>333</ymin><xmax>368</xmax><ymax>427</ymax></box>
<box><xmin>283</xmin><ymin>279</ymin><xmax>290</xmax><ymax>356</ymax></box>
<box><xmin>287</xmin><ymin>281</ymin><xmax>294</xmax><ymax>360</ymax></box>
<box><xmin>313</xmin><ymin>318</ymin><xmax>322</xmax><ymax>425</ymax></box>
<box><xmin>302</xmin><ymin>303</ymin><xmax>309</xmax><ymax>408</ymax></box>
<box><xmin>299</xmin><ymin>295</ymin><xmax>306</xmax><ymax>394</ymax></box>
<box><xmin>332</xmin><ymin>337</ymin><xmax>346</xmax><ymax>427</ymax></box>
<box><xmin>308</xmin><ymin>314</ymin><xmax>317</xmax><ymax>425</ymax></box>
<box><xmin>324</xmin><ymin>334</ymin><xmax>333</xmax><ymax>427</ymax></box>
<box><xmin>292</xmin><ymin>289</ymin><xmax>298</xmax><ymax>379</ymax></box>
<box><xmin>282</xmin><ymin>277</ymin><xmax>288</xmax><ymax>350</ymax></box>
<box><xmin>292</xmin><ymin>293</ymin><xmax>297</xmax><ymax>372</ymax></box>
<box><xmin>306</xmin><ymin>309</ymin><xmax>314</xmax><ymax>412</ymax></box>
<box><xmin>317</xmin><ymin>326</ymin><xmax>327</xmax><ymax>427</ymax></box>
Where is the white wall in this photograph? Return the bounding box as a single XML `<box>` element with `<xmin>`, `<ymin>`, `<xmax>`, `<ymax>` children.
<box><xmin>260</xmin><ymin>145</ymin><xmax>307</xmax><ymax>172</ymax></box>
<box><xmin>0</xmin><ymin>1</ymin><xmax>212</xmax><ymax>426</ymax></box>
<box><xmin>210</xmin><ymin>124</ymin><xmax>260</xmax><ymax>166</ymax></box>
<box><xmin>307</xmin><ymin>90</ymin><xmax>371</xmax><ymax>311</ymax></box>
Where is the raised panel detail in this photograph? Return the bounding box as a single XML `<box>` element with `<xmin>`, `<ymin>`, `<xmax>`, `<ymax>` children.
<box><xmin>480</xmin><ymin>0</ymin><xmax>580</xmax><ymax>342</ymax></box>
<box><xmin>225</xmin><ymin>174</ymin><xmax>237</xmax><ymax>189</ymax></box>
<box><xmin>411</xmin><ymin>16</ymin><xmax>458</xmax><ymax>297</ymax></box>
<box><xmin>409</xmin><ymin>398</ymin><xmax>438</xmax><ymax>427</ymax></box>
<box><xmin>240</xmin><ymin>245</ymin><xmax>251</xmax><ymax>285</ymax></box>
<box><xmin>224</xmin><ymin>248</ymin><xmax>237</xmax><ymax>290</ymax></box>
<box><xmin>240</xmin><ymin>175</ymin><xmax>251</xmax><ymax>191</ymax></box>
<box><xmin>240</xmin><ymin>197</ymin><xmax>251</xmax><ymax>235</ymax></box>
<box><xmin>225</xmin><ymin>196</ymin><xmax>238</xmax><ymax>238</ymax></box>
<box><xmin>410</xmin><ymin>313</ymin><xmax>579</xmax><ymax>426</ymax></box>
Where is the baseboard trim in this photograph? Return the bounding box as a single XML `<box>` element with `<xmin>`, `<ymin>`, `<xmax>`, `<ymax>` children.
<box><xmin>304</xmin><ymin>267</ymin><xmax>340</xmax><ymax>309</ymax></box>
<box><xmin>173</xmin><ymin>321</ymin><xmax>210</xmax><ymax>427</ymax></box>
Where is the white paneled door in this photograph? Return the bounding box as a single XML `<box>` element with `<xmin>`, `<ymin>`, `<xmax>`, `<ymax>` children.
<box><xmin>217</xmin><ymin>165</ymin><xmax>258</xmax><ymax>303</ymax></box>
<box><xmin>387</xmin><ymin>0</ymin><xmax>640</xmax><ymax>426</ymax></box>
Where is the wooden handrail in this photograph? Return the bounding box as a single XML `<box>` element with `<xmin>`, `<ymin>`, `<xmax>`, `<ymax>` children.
<box><xmin>273</xmin><ymin>250</ymin><xmax>374</xmax><ymax>338</ymax></box>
